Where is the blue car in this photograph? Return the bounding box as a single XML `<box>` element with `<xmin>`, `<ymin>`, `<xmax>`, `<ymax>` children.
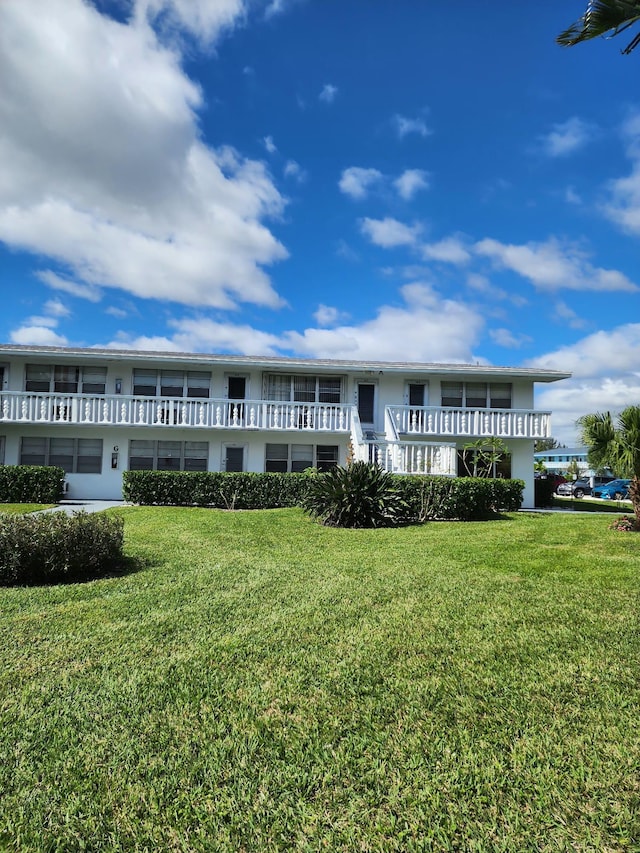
<box><xmin>592</xmin><ymin>479</ymin><xmax>631</xmax><ymax>500</ymax></box>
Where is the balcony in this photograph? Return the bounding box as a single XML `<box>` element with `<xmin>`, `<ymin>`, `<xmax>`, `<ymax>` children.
<box><xmin>0</xmin><ymin>391</ymin><xmax>353</xmax><ymax>433</ymax></box>
<box><xmin>386</xmin><ymin>405</ymin><xmax>551</xmax><ymax>441</ymax></box>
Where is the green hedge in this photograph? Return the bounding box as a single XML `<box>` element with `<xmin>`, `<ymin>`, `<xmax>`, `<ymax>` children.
<box><xmin>395</xmin><ymin>476</ymin><xmax>524</xmax><ymax>522</ymax></box>
<box><xmin>123</xmin><ymin>469</ymin><xmax>524</xmax><ymax>520</ymax></box>
<box><xmin>0</xmin><ymin>512</ymin><xmax>125</xmax><ymax>586</ymax></box>
<box><xmin>122</xmin><ymin>470</ymin><xmax>312</xmax><ymax>509</ymax></box>
<box><xmin>0</xmin><ymin>465</ymin><xmax>65</xmax><ymax>503</ymax></box>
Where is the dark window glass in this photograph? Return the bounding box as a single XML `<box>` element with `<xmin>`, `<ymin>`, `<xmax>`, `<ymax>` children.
<box><xmin>358</xmin><ymin>384</ymin><xmax>375</xmax><ymax>423</ymax></box>
<box><xmin>441</xmin><ymin>382</ymin><xmax>463</xmax><ymax>407</ymax></box>
<box><xmin>408</xmin><ymin>384</ymin><xmax>425</xmax><ymax>406</ymax></box>
<box><xmin>318</xmin><ymin>378</ymin><xmax>341</xmax><ymax>403</ymax></box>
<box><xmin>465</xmin><ymin>382</ymin><xmax>487</xmax><ymax>408</ymax></box>
<box><xmin>316</xmin><ymin>445</ymin><xmax>339</xmax><ymax>471</ymax></box>
<box><xmin>25</xmin><ymin>364</ymin><xmax>51</xmax><ymax>392</ymax></box>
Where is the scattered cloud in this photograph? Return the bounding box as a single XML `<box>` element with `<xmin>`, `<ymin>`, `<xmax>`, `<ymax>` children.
<box><xmin>319</xmin><ymin>83</ymin><xmax>338</xmax><ymax>104</ymax></box>
<box><xmin>43</xmin><ymin>298</ymin><xmax>71</xmax><ymax>318</ymax></box>
<box><xmin>538</xmin><ymin>116</ymin><xmax>594</xmax><ymax>157</ymax></box>
<box><xmin>475</xmin><ymin>237</ymin><xmax>638</xmax><ymax>293</ymax></box>
<box><xmin>421</xmin><ymin>235</ymin><xmax>470</xmax><ymax>265</ymax></box>
<box><xmin>565</xmin><ymin>186</ymin><xmax>582</xmax><ymax>205</ymax></box>
<box><xmin>263</xmin><ymin>135</ymin><xmax>277</xmax><ymax>154</ymax></box>
<box><xmin>0</xmin><ymin>0</ymin><xmax>288</xmax><ymax>313</ymax></box>
<box><xmin>105</xmin><ymin>305</ymin><xmax>129</xmax><ymax>319</ymax></box>
<box><xmin>553</xmin><ymin>300</ymin><xmax>587</xmax><ymax>330</ymax></box>
<box><xmin>392</xmin><ymin>113</ymin><xmax>431</xmax><ymax>140</ymax></box>
<box><xmin>314</xmin><ymin>304</ymin><xmax>350</xmax><ymax>327</ymax></box>
<box><xmin>360</xmin><ymin>217</ymin><xmax>422</xmax><ymax>248</ymax></box>
<box><xmin>338</xmin><ymin>167</ymin><xmax>383</xmax><ymax>200</ymax></box>
<box><xmin>394</xmin><ymin>169</ymin><xmax>430</xmax><ymax>200</ymax></box>
<box><xmin>600</xmin><ymin>110</ymin><xmax>640</xmax><ymax>234</ymax></box>
<box><xmin>489</xmin><ymin>328</ymin><xmax>531</xmax><ymax>348</ymax></box>
<box><xmin>284</xmin><ymin>159</ymin><xmax>307</xmax><ymax>182</ymax></box>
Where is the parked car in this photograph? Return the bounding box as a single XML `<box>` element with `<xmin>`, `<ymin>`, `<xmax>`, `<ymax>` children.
<box><xmin>534</xmin><ymin>472</ymin><xmax>566</xmax><ymax>489</ymax></box>
<box><xmin>592</xmin><ymin>479</ymin><xmax>631</xmax><ymax>500</ymax></box>
<box><xmin>556</xmin><ymin>476</ymin><xmax>615</xmax><ymax>498</ymax></box>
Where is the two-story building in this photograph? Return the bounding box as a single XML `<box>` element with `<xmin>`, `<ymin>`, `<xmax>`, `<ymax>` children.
<box><xmin>0</xmin><ymin>344</ymin><xmax>570</xmax><ymax>507</ymax></box>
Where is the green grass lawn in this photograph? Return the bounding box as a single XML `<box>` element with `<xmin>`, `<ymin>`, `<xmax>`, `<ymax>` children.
<box><xmin>1</xmin><ymin>508</ymin><xmax>638</xmax><ymax>852</ymax></box>
<box><xmin>0</xmin><ymin>503</ymin><xmax>55</xmax><ymax>514</ymax></box>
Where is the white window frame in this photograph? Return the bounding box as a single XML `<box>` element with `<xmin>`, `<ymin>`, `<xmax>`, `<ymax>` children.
<box><xmin>24</xmin><ymin>363</ymin><xmax>107</xmax><ymax>395</ymax></box>
<box><xmin>131</xmin><ymin>370</ymin><xmax>212</xmax><ymax>399</ymax></box>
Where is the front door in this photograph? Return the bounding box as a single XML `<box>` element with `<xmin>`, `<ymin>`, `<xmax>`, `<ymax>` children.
<box><xmin>357</xmin><ymin>383</ymin><xmax>376</xmax><ymax>427</ymax></box>
<box><xmin>224</xmin><ymin>446</ymin><xmax>244</xmax><ymax>472</ymax></box>
<box><xmin>228</xmin><ymin>376</ymin><xmax>246</xmax><ymax>400</ymax></box>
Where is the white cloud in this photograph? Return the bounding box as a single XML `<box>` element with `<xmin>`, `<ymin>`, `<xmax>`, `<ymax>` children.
<box><xmin>313</xmin><ymin>304</ymin><xmax>350</xmax><ymax>327</ymax></box>
<box><xmin>538</xmin><ymin>117</ymin><xmax>594</xmax><ymax>157</ymax></box>
<box><xmin>105</xmin><ymin>306</ymin><xmax>129</xmax><ymax>319</ymax></box>
<box><xmin>284</xmin><ymin>160</ymin><xmax>307</xmax><ymax>182</ymax></box>
<box><xmin>394</xmin><ymin>169</ymin><xmax>430</xmax><ymax>200</ymax></box>
<box><xmin>489</xmin><ymin>328</ymin><xmax>531</xmax><ymax>348</ymax></box>
<box><xmin>36</xmin><ymin>271</ymin><xmax>102</xmax><ymax>303</ymax></box>
<box><xmin>319</xmin><ymin>83</ymin><xmax>338</xmax><ymax>104</ymax></box>
<box><xmin>136</xmin><ymin>0</ymin><xmax>246</xmax><ymax>46</ymax></box>
<box><xmin>421</xmin><ymin>236</ymin><xmax>471</xmax><ymax>265</ymax></box>
<box><xmin>43</xmin><ymin>298</ymin><xmax>71</xmax><ymax>318</ymax></box>
<box><xmin>0</xmin><ymin>0</ymin><xmax>287</xmax><ymax>313</ymax></box>
<box><xmin>263</xmin><ymin>135</ymin><xmax>277</xmax><ymax>154</ymax></box>
<box><xmin>475</xmin><ymin>237</ymin><xmax>638</xmax><ymax>293</ymax></box>
<box><xmin>105</xmin><ymin>284</ymin><xmax>484</xmax><ymax>363</ymax></box>
<box><xmin>10</xmin><ymin>325</ymin><xmax>69</xmax><ymax>346</ymax></box>
<box><xmin>553</xmin><ymin>300</ymin><xmax>587</xmax><ymax>330</ymax></box>
<box><xmin>338</xmin><ymin>167</ymin><xmax>383</xmax><ymax>200</ymax></box>
<box><xmin>283</xmin><ymin>284</ymin><xmax>483</xmax><ymax>362</ymax></box>
<box><xmin>565</xmin><ymin>186</ymin><xmax>582</xmax><ymax>205</ymax></box>
<box><xmin>529</xmin><ymin>323</ymin><xmax>640</xmax><ymax>443</ymax></box>
<box><xmin>360</xmin><ymin>217</ymin><xmax>422</xmax><ymax>248</ymax></box>
<box><xmin>393</xmin><ymin>114</ymin><xmax>430</xmax><ymax>140</ymax></box>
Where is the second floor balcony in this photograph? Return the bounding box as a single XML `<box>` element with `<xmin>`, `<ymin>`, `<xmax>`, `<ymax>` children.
<box><xmin>0</xmin><ymin>391</ymin><xmax>551</xmax><ymax>441</ymax></box>
<box><xmin>0</xmin><ymin>391</ymin><xmax>353</xmax><ymax>433</ymax></box>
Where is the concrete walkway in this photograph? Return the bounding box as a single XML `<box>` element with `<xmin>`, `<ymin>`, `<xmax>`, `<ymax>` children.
<box><xmin>36</xmin><ymin>500</ymin><xmax>127</xmax><ymax>516</ymax></box>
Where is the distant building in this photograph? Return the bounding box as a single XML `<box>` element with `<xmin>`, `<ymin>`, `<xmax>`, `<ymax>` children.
<box><xmin>534</xmin><ymin>446</ymin><xmax>592</xmax><ymax>475</ymax></box>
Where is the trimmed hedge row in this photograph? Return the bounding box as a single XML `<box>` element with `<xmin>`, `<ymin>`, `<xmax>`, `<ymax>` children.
<box><xmin>123</xmin><ymin>469</ymin><xmax>524</xmax><ymax>520</ymax></box>
<box><xmin>0</xmin><ymin>465</ymin><xmax>65</xmax><ymax>504</ymax></box>
<box><xmin>0</xmin><ymin>511</ymin><xmax>125</xmax><ymax>585</ymax></box>
<box><xmin>122</xmin><ymin>470</ymin><xmax>311</xmax><ymax>509</ymax></box>
<box><xmin>397</xmin><ymin>475</ymin><xmax>524</xmax><ymax>522</ymax></box>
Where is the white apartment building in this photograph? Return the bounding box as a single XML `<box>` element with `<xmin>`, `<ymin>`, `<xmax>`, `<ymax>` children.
<box><xmin>0</xmin><ymin>345</ymin><xmax>570</xmax><ymax>507</ymax></box>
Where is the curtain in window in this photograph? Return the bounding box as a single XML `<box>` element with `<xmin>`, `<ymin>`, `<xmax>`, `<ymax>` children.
<box><xmin>266</xmin><ymin>375</ymin><xmax>291</xmax><ymax>401</ymax></box>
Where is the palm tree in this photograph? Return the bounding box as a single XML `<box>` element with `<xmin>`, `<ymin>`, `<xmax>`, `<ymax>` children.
<box><xmin>557</xmin><ymin>0</ymin><xmax>640</xmax><ymax>54</ymax></box>
<box><xmin>578</xmin><ymin>406</ymin><xmax>640</xmax><ymax>523</ymax></box>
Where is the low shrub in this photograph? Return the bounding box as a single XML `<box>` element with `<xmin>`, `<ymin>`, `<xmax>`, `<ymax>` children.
<box><xmin>397</xmin><ymin>475</ymin><xmax>524</xmax><ymax>522</ymax></box>
<box><xmin>302</xmin><ymin>461</ymin><xmax>408</xmax><ymax>528</ymax></box>
<box><xmin>609</xmin><ymin>515</ymin><xmax>640</xmax><ymax>532</ymax></box>
<box><xmin>122</xmin><ymin>470</ymin><xmax>311</xmax><ymax>509</ymax></box>
<box><xmin>0</xmin><ymin>465</ymin><xmax>64</xmax><ymax>504</ymax></box>
<box><xmin>0</xmin><ymin>511</ymin><xmax>125</xmax><ymax>585</ymax></box>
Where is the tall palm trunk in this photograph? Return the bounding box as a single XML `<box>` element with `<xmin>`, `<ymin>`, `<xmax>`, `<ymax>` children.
<box><xmin>629</xmin><ymin>475</ymin><xmax>640</xmax><ymax>524</ymax></box>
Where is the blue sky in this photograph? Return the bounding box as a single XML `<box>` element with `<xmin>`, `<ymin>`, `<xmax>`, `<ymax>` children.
<box><xmin>1</xmin><ymin>0</ymin><xmax>640</xmax><ymax>443</ymax></box>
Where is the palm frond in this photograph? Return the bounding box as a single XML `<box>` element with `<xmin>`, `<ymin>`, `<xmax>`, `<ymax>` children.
<box><xmin>557</xmin><ymin>0</ymin><xmax>640</xmax><ymax>50</ymax></box>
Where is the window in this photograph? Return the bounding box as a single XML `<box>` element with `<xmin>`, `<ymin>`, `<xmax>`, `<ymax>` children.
<box><xmin>265</xmin><ymin>374</ymin><xmax>342</xmax><ymax>403</ymax></box>
<box><xmin>265</xmin><ymin>443</ymin><xmax>339</xmax><ymax>473</ymax></box>
<box><xmin>25</xmin><ymin>364</ymin><xmax>107</xmax><ymax>395</ymax></box>
<box><xmin>19</xmin><ymin>437</ymin><xmax>103</xmax><ymax>473</ymax></box>
<box><xmin>408</xmin><ymin>383</ymin><xmax>427</xmax><ymax>407</ymax></box>
<box><xmin>132</xmin><ymin>370</ymin><xmax>211</xmax><ymax>398</ymax></box>
<box><xmin>129</xmin><ymin>440</ymin><xmax>208</xmax><ymax>472</ymax></box>
<box><xmin>441</xmin><ymin>382</ymin><xmax>512</xmax><ymax>409</ymax></box>
<box><xmin>0</xmin><ymin>435</ymin><xmax>5</xmax><ymax>465</ymax></box>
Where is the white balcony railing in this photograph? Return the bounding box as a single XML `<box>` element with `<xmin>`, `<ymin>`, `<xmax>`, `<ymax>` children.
<box><xmin>0</xmin><ymin>392</ymin><xmax>352</xmax><ymax>433</ymax></box>
<box><xmin>386</xmin><ymin>405</ymin><xmax>551</xmax><ymax>440</ymax></box>
<box><xmin>366</xmin><ymin>441</ymin><xmax>457</xmax><ymax>476</ymax></box>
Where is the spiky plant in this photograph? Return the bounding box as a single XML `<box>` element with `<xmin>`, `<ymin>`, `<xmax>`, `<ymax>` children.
<box><xmin>302</xmin><ymin>461</ymin><xmax>407</xmax><ymax>528</ymax></box>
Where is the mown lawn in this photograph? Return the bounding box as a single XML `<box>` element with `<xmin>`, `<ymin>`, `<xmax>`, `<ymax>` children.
<box><xmin>0</xmin><ymin>504</ymin><xmax>55</xmax><ymax>514</ymax></box>
<box><xmin>1</xmin><ymin>507</ymin><xmax>638</xmax><ymax>852</ymax></box>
